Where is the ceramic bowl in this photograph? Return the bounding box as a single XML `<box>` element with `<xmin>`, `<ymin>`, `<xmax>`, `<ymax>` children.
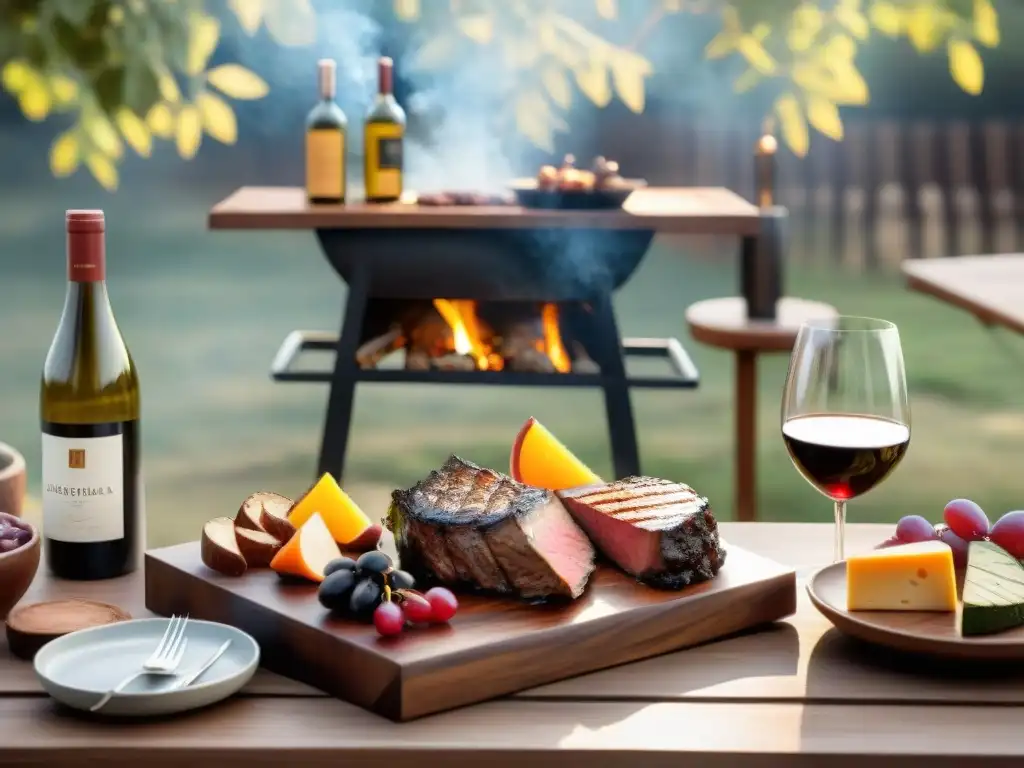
<box><xmin>0</xmin><ymin>442</ymin><xmax>26</xmax><ymax>519</ymax></box>
<box><xmin>0</xmin><ymin>513</ymin><xmax>40</xmax><ymax>620</ymax></box>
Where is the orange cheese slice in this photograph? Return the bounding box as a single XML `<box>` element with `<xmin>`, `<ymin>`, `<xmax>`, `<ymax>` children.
<box><xmin>287</xmin><ymin>472</ymin><xmax>375</xmax><ymax>546</ymax></box>
<box><xmin>269</xmin><ymin>512</ymin><xmax>340</xmax><ymax>583</ymax></box>
<box><xmin>846</xmin><ymin>540</ymin><xmax>956</xmax><ymax>612</ymax></box>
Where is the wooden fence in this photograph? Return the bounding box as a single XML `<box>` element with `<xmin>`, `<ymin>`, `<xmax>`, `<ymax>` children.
<box><xmin>594</xmin><ymin>115</ymin><xmax>1024</xmax><ymax>270</ymax></box>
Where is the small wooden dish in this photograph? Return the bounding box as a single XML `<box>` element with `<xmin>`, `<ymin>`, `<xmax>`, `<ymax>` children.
<box><xmin>509</xmin><ymin>178</ymin><xmax>646</xmax><ymax>210</ymax></box>
<box><xmin>6</xmin><ymin>598</ymin><xmax>132</xmax><ymax>660</ymax></box>
<box><xmin>808</xmin><ymin>561</ymin><xmax>1024</xmax><ymax>660</ymax></box>
<box><xmin>0</xmin><ymin>514</ymin><xmax>40</xmax><ymax>620</ymax></box>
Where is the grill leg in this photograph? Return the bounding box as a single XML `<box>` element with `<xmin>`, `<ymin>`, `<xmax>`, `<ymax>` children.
<box><xmin>588</xmin><ymin>295</ymin><xmax>641</xmax><ymax>479</ymax></box>
<box><xmin>316</xmin><ymin>263</ymin><xmax>370</xmax><ymax>483</ymax></box>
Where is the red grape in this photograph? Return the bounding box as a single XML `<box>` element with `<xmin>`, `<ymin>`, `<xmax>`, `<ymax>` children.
<box><xmin>942</xmin><ymin>498</ymin><xmax>989</xmax><ymax>541</ymax></box>
<box><xmin>425</xmin><ymin>587</ymin><xmax>459</xmax><ymax>623</ymax></box>
<box><xmin>373</xmin><ymin>601</ymin><xmax>405</xmax><ymax>637</ymax></box>
<box><xmin>937</xmin><ymin>527</ymin><xmax>969</xmax><ymax>568</ymax></box>
<box><xmin>990</xmin><ymin>511</ymin><xmax>1024</xmax><ymax>558</ymax></box>
<box><xmin>400</xmin><ymin>591</ymin><xmax>434</xmax><ymax>624</ymax></box>
<box><xmin>895</xmin><ymin>515</ymin><xmax>936</xmax><ymax>543</ymax></box>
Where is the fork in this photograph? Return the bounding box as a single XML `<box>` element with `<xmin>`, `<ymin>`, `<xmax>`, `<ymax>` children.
<box><xmin>89</xmin><ymin>614</ymin><xmax>190</xmax><ymax>712</ymax></box>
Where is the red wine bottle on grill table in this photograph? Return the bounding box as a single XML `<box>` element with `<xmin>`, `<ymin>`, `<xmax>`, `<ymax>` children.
<box><xmin>41</xmin><ymin>210</ymin><xmax>143</xmax><ymax>580</ymax></box>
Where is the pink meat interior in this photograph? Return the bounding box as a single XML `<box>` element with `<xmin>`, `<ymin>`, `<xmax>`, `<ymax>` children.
<box><xmin>564</xmin><ymin>501</ymin><xmax>661</xmax><ymax>576</ymax></box>
<box><xmin>527</xmin><ymin>499</ymin><xmax>595</xmax><ymax>591</ymax></box>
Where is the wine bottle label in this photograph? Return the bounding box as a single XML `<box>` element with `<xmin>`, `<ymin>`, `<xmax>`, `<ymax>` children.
<box><xmin>365</xmin><ymin>123</ymin><xmax>403</xmax><ymax>199</ymax></box>
<box><xmin>306</xmin><ymin>129</ymin><xmax>345</xmax><ymax>200</ymax></box>
<box><xmin>42</xmin><ymin>422</ymin><xmax>126</xmax><ymax>543</ymax></box>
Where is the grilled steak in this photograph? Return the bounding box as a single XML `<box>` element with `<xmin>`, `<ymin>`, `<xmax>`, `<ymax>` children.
<box><xmin>556</xmin><ymin>477</ymin><xmax>725</xmax><ymax>590</ymax></box>
<box><xmin>387</xmin><ymin>456</ymin><xmax>595</xmax><ymax>599</ymax></box>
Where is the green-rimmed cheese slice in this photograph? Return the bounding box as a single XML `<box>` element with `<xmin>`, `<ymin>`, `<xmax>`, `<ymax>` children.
<box><xmin>962</xmin><ymin>540</ymin><xmax>1024</xmax><ymax>636</ymax></box>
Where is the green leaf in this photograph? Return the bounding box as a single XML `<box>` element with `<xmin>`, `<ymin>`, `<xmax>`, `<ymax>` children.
<box><xmin>733</xmin><ymin>68</ymin><xmax>762</xmax><ymax>94</ymax></box>
<box><xmin>186</xmin><ymin>13</ymin><xmax>221</xmax><ymax>75</ymax></box>
<box><xmin>974</xmin><ymin>0</ymin><xmax>999</xmax><ymax>47</ymax></box>
<box><xmin>52</xmin><ymin>0</ymin><xmax>97</xmax><ymax>25</ymax></box>
<box><xmin>122</xmin><ymin>64</ymin><xmax>161</xmax><ymax>114</ymax></box>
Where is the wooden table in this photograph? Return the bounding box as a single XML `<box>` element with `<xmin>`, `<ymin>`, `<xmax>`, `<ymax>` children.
<box><xmin>209</xmin><ymin>186</ymin><xmax>773</xmax><ymax>484</ymax></box>
<box><xmin>903</xmin><ymin>254</ymin><xmax>1024</xmax><ymax>335</ymax></box>
<box><xmin>6</xmin><ymin>523</ymin><xmax>1024</xmax><ymax>767</ymax></box>
<box><xmin>686</xmin><ymin>297</ymin><xmax>838</xmax><ymax>521</ymax></box>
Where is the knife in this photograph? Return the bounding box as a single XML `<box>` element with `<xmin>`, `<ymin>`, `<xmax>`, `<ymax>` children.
<box><xmin>173</xmin><ymin>640</ymin><xmax>232</xmax><ymax>689</ymax></box>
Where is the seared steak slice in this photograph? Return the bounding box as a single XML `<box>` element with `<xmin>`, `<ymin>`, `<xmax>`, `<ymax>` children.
<box><xmin>388</xmin><ymin>456</ymin><xmax>595</xmax><ymax>599</ymax></box>
<box><xmin>557</xmin><ymin>476</ymin><xmax>725</xmax><ymax>589</ymax></box>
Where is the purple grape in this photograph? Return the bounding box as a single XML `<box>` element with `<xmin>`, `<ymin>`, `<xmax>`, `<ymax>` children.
<box><xmin>12</xmin><ymin>528</ymin><xmax>30</xmax><ymax>544</ymax></box>
<box><xmin>943</xmin><ymin>498</ymin><xmax>990</xmax><ymax>541</ymax></box>
<box><xmin>895</xmin><ymin>515</ymin><xmax>937</xmax><ymax>543</ymax></box>
<box><xmin>0</xmin><ymin>539</ymin><xmax>18</xmax><ymax>553</ymax></box>
<box><xmin>937</xmin><ymin>527</ymin><xmax>969</xmax><ymax>568</ymax></box>
<box><xmin>875</xmin><ymin>536</ymin><xmax>903</xmax><ymax>549</ymax></box>
<box><xmin>0</xmin><ymin>527</ymin><xmax>20</xmax><ymax>541</ymax></box>
<box><xmin>990</xmin><ymin>511</ymin><xmax>1024</xmax><ymax>559</ymax></box>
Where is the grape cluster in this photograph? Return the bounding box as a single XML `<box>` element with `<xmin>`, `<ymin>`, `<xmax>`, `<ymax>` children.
<box><xmin>317</xmin><ymin>550</ymin><xmax>459</xmax><ymax>637</ymax></box>
<box><xmin>883</xmin><ymin>500</ymin><xmax>1024</xmax><ymax>566</ymax></box>
<box><xmin>0</xmin><ymin>514</ymin><xmax>32</xmax><ymax>554</ymax></box>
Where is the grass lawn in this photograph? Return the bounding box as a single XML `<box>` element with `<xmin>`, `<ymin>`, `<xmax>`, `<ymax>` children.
<box><xmin>4</xmin><ymin>181</ymin><xmax>1024</xmax><ymax>547</ymax></box>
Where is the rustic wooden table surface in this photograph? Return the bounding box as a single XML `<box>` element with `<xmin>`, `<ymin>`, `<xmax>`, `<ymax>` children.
<box><xmin>903</xmin><ymin>254</ymin><xmax>1024</xmax><ymax>335</ymax></box>
<box><xmin>4</xmin><ymin>523</ymin><xmax>1024</xmax><ymax>767</ymax></box>
<box><xmin>208</xmin><ymin>185</ymin><xmax>761</xmax><ymax>235</ymax></box>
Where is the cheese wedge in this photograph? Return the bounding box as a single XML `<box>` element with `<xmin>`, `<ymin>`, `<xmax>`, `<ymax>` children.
<box><xmin>846</xmin><ymin>540</ymin><xmax>956</xmax><ymax>612</ymax></box>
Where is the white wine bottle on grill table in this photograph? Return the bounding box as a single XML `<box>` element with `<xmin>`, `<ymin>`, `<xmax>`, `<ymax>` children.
<box><xmin>364</xmin><ymin>56</ymin><xmax>405</xmax><ymax>203</ymax></box>
<box><xmin>305</xmin><ymin>58</ymin><xmax>348</xmax><ymax>204</ymax></box>
<box><xmin>41</xmin><ymin>210</ymin><xmax>143</xmax><ymax>580</ymax></box>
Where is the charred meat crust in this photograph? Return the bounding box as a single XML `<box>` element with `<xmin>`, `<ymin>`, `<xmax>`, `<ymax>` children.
<box><xmin>641</xmin><ymin>502</ymin><xmax>726</xmax><ymax>589</ymax></box>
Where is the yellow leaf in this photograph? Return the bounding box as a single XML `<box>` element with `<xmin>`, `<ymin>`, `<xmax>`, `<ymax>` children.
<box><xmin>83</xmin><ymin>113</ymin><xmax>123</xmax><ymax>158</ymax></box>
<box><xmin>775</xmin><ymin>94</ymin><xmax>809</xmax><ymax>157</ymax></box>
<box><xmin>206</xmin><ymin>65</ymin><xmax>269</xmax><ymax>99</ymax></box>
<box><xmin>836</xmin><ymin>6</ymin><xmax>869</xmax><ymax>40</ymax></box>
<box><xmin>793</xmin><ymin>62</ymin><xmax>868</xmax><ymax>105</ymax></box>
<box><xmin>49</xmin><ymin>75</ymin><xmax>78</xmax><ymax>105</ymax></box>
<box><xmin>115</xmin><ymin>108</ymin><xmax>152</xmax><ymax>157</ymax></box>
<box><xmin>792</xmin><ymin>3</ymin><xmax>823</xmax><ymax>36</ymax></box>
<box><xmin>737</xmin><ymin>35</ymin><xmax>776</xmax><ymax>74</ymax></box>
<box><xmin>907</xmin><ymin>6</ymin><xmax>940</xmax><ymax>52</ymax></box>
<box><xmin>704</xmin><ymin>30</ymin><xmax>737</xmax><ymax>59</ymax></box>
<box><xmin>596</xmin><ymin>0</ymin><xmax>616</xmax><ymax>19</ymax></box>
<box><xmin>187</xmin><ymin>14</ymin><xmax>221</xmax><ymax>76</ymax></box>
<box><xmin>574</xmin><ymin>59</ymin><xmax>612</xmax><ymax>108</ymax></box>
<box><xmin>158</xmin><ymin>70</ymin><xmax>181</xmax><ymax>103</ymax></box>
<box><xmin>751</xmin><ymin>23</ymin><xmax>771</xmax><ymax>41</ymax></box>
<box><xmin>264</xmin><ymin>0</ymin><xmax>316</xmax><ymax>46</ymax></box>
<box><xmin>787</xmin><ymin>29</ymin><xmax>815</xmax><ymax>52</ymax></box>
<box><xmin>18</xmin><ymin>79</ymin><xmax>51</xmax><ymax>121</ymax></box>
<box><xmin>609</xmin><ymin>50</ymin><xmax>651</xmax><ymax>114</ymax></box>
<box><xmin>515</xmin><ymin>91</ymin><xmax>556</xmax><ymax>152</ymax></box>
<box><xmin>974</xmin><ymin>0</ymin><xmax>999</xmax><ymax>47</ymax></box>
<box><xmin>413</xmin><ymin>34</ymin><xmax>459</xmax><ymax>70</ymax></box>
<box><xmin>502</xmin><ymin>36</ymin><xmax>541</xmax><ymax>69</ymax></box>
<box><xmin>823</xmin><ymin>33</ymin><xmax>856</xmax><ymax>61</ymax></box>
<box><xmin>49</xmin><ymin>132</ymin><xmax>80</xmax><ymax>177</ymax></box>
<box><xmin>663</xmin><ymin>0</ymin><xmax>682</xmax><ymax>10</ymax></box>
<box><xmin>85</xmin><ymin>152</ymin><xmax>119</xmax><ymax>191</ymax></box>
<box><xmin>542</xmin><ymin>66</ymin><xmax>572</xmax><ymax>109</ymax></box>
<box><xmin>228</xmin><ymin>0</ymin><xmax>263</xmax><ymax>34</ymax></box>
<box><xmin>457</xmin><ymin>15</ymin><xmax>493</xmax><ymax>44</ymax></box>
<box><xmin>146</xmin><ymin>103</ymin><xmax>176</xmax><ymax>138</ymax></box>
<box><xmin>1</xmin><ymin>60</ymin><xmax>33</xmax><ymax>94</ymax></box>
<box><xmin>197</xmin><ymin>91</ymin><xmax>238</xmax><ymax>144</ymax></box>
<box><xmin>948</xmin><ymin>39</ymin><xmax>984</xmax><ymax>95</ymax></box>
<box><xmin>733</xmin><ymin>68</ymin><xmax>762</xmax><ymax>94</ymax></box>
<box><xmin>869</xmin><ymin>2</ymin><xmax>903</xmax><ymax>37</ymax></box>
<box><xmin>394</xmin><ymin>0</ymin><xmax>420</xmax><ymax>21</ymax></box>
<box><xmin>807</xmin><ymin>96</ymin><xmax>843</xmax><ymax>140</ymax></box>
<box><xmin>176</xmin><ymin>106</ymin><xmax>202</xmax><ymax>159</ymax></box>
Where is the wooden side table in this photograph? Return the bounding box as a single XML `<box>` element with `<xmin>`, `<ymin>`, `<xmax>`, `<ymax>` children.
<box><xmin>686</xmin><ymin>297</ymin><xmax>838</xmax><ymax>522</ymax></box>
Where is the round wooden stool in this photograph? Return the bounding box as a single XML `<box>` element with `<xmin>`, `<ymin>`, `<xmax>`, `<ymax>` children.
<box><xmin>685</xmin><ymin>297</ymin><xmax>838</xmax><ymax>522</ymax></box>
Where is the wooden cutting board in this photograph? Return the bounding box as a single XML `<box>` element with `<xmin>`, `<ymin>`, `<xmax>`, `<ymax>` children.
<box><xmin>145</xmin><ymin>538</ymin><xmax>796</xmax><ymax>721</ymax></box>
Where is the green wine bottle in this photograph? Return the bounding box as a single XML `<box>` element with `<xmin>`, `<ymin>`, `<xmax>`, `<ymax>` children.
<box><xmin>40</xmin><ymin>210</ymin><xmax>143</xmax><ymax>580</ymax></box>
<box><xmin>306</xmin><ymin>58</ymin><xmax>348</xmax><ymax>204</ymax></box>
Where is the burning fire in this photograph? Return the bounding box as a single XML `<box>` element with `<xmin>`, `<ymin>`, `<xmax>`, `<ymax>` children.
<box><xmin>431</xmin><ymin>299</ymin><xmax>571</xmax><ymax>373</ymax></box>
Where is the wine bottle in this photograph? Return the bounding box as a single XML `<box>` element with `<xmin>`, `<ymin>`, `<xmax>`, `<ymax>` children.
<box><xmin>364</xmin><ymin>56</ymin><xmax>406</xmax><ymax>203</ymax></box>
<box><xmin>41</xmin><ymin>210</ymin><xmax>143</xmax><ymax>580</ymax></box>
<box><xmin>306</xmin><ymin>58</ymin><xmax>348</xmax><ymax>204</ymax></box>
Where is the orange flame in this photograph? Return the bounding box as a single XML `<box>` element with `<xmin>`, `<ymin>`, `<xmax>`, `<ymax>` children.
<box><xmin>541</xmin><ymin>303</ymin><xmax>571</xmax><ymax>373</ymax></box>
<box><xmin>433</xmin><ymin>299</ymin><xmax>490</xmax><ymax>370</ymax></box>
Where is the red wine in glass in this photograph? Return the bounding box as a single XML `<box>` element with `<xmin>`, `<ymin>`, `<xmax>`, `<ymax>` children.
<box><xmin>782</xmin><ymin>414</ymin><xmax>910</xmax><ymax>501</ymax></box>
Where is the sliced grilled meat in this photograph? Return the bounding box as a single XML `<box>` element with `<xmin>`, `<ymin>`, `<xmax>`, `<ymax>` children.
<box><xmin>557</xmin><ymin>477</ymin><xmax>725</xmax><ymax>589</ymax></box>
<box><xmin>387</xmin><ymin>456</ymin><xmax>595</xmax><ymax>599</ymax></box>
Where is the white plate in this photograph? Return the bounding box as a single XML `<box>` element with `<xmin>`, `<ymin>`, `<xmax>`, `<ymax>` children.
<box><xmin>34</xmin><ymin>617</ymin><xmax>259</xmax><ymax>716</ymax></box>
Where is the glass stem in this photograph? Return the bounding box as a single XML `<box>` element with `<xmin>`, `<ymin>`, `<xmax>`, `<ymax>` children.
<box><xmin>833</xmin><ymin>500</ymin><xmax>847</xmax><ymax>562</ymax></box>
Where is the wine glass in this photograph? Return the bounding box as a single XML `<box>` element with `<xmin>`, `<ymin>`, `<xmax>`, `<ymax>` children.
<box><xmin>781</xmin><ymin>316</ymin><xmax>910</xmax><ymax>563</ymax></box>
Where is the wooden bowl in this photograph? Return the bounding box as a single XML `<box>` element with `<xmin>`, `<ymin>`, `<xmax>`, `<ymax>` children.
<box><xmin>0</xmin><ymin>442</ymin><xmax>26</xmax><ymax>518</ymax></box>
<box><xmin>0</xmin><ymin>513</ymin><xmax>40</xmax><ymax>620</ymax></box>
